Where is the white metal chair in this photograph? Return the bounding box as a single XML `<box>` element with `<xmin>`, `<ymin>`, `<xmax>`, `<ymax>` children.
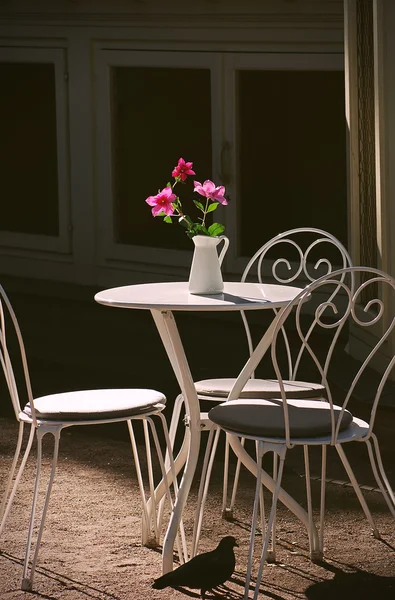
<box><xmin>169</xmin><ymin>228</ymin><xmax>352</xmax><ymax>554</ymax></box>
<box><xmin>0</xmin><ymin>284</ymin><xmax>179</xmax><ymax>591</ymax></box>
<box><xmin>208</xmin><ymin>266</ymin><xmax>395</xmax><ymax>599</ymax></box>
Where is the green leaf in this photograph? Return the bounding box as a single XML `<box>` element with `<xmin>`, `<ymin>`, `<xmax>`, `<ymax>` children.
<box><xmin>193</xmin><ymin>200</ymin><xmax>205</xmax><ymax>212</ymax></box>
<box><xmin>208</xmin><ymin>222</ymin><xmax>225</xmax><ymax>236</ymax></box>
<box><xmin>207</xmin><ymin>202</ymin><xmax>219</xmax><ymax>213</ymax></box>
<box><xmin>185</xmin><ymin>222</ymin><xmax>210</xmax><ymax>238</ymax></box>
<box><xmin>163</xmin><ymin>215</ymin><xmax>173</xmax><ymax>224</ymax></box>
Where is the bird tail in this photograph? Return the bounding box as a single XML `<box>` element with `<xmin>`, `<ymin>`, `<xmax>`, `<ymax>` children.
<box><xmin>152</xmin><ymin>574</ymin><xmax>168</xmax><ymax>589</ymax></box>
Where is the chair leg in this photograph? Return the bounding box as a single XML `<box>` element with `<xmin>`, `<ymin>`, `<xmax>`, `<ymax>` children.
<box><xmin>155</xmin><ymin>413</ymin><xmax>188</xmax><ymax>561</ymax></box>
<box><xmin>303</xmin><ymin>445</ymin><xmax>316</xmax><ymax>559</ymax></box>
<box><xmin>224</xmin><ymin>436</ymin><xmax>246</xmax><ymax>520</ymax></box>
<box><xmin>222</xmin><ymin>433</ymin><xmax>230</xmax><ymax>516</ymax></box>
<box><xmin>157</xmin><ymin>395</ymin><xmax>184</xmax><ymax>534</ymax></box>
<box><xmin>153</xmin><ymin>393</ymin><xmax>186</xmax><ymax>541</ymax></box>
<box><xmin>127</xmin><ymin>420</ymin><xmax>151</xmax><ymax>544</ymax></box>
<box><xmin>266</xmin><ymin>451</ymin><xmax>277</xmax><ymax>563</ymax></box>
<box><xmin>366</xmin><ymin>435</ymin><xmax>395</xmax><ymax>517</ymax></box>
<box><xmin>245</xmin><ymin>443</ymin><xmax>287</xmax><ymax>600</ymax></box>
<box><xmin>191</xmin><ymin>426</ymin><xmax>221</xmax><ymax>557</ymax></box>
<box><xmin>158</xmin><ymin>413</ymin><xmax>188</xmax><ymax>563</ymax></box>
<box><xmin>336</xmin><ymin>443</ymin><xmax>380</xmax><ymax>539</ymax></box>
<box><xmin>254</xmin><ymin>453</ymin><xmax>286</xmax><ymax>600</ymax></box>
<box><xmin>257</xmin><ymin>447</ymin><xmax>281</xmax><ymax>564</ymax></box>
<box><xmin>244</xmin><ymin>441</ymin><xmax>265</xmax><ymax>600</ymax></box>
<box><xmin>146</xmin><ymin>416</ymin><xmax>187</xmax><ymax>563</ymax></box>
<box><xmin>145</xmin><ymin>424</ymin><xmax>190</xmax><ymax>551</ymax></box>
<box><xmin>318</xmin><ymin>444</ymin><xmax>327</xmax><ymax>556</ymax></box>
<box><xmin>22</xmin><ymin>427</ymin><xmax>61</xmax><ymax>591</ymax></box>
<box><xmin>258</xmin><ymin>476</ymin><xmax>266</xmax><ymax>556</ymax></box>
<box><xmin>129</xmin><ymin>414</ymin><xmax>188</xmax><ymax>561</ymax></box>
<box><xmin>0</xmin><ymin>421</ymin><xmax>24</xmax><ymax>526</ymax></box>
<box><xmin>1</xmin><ymin>422</ymin><xmax>35</xmax><ymax>537</ymax></box>
<box><xmin>143</xmin><ymin>420</ymin><xmax>159</xmax><ymax>541</ymax></box>
<box><xmin>302</xmin><ymin>444</ymin><xmax>325</xmax><ymax>562</ymax></box>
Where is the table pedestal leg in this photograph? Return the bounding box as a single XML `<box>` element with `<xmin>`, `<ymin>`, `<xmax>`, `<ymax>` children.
<box><xmin>150</xmin><ymin>310</ymin><xmax>203</xmax><ymax>573</ymax></box>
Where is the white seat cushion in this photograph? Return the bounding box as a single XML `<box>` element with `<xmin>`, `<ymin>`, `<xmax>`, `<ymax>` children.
<box><xmin>195</xmin><ymin>378</ymin><xmax>325</xmax><ymax>400</ymax></box>
<box><xmin>23</xmin><ymin>388</ymin><xmax>166</xmax><ymax>421</ymax></box>
<box><xmin>208</xmin><ymin>398</ymin><xmax>353</xmax><ymax>438</ymax></box>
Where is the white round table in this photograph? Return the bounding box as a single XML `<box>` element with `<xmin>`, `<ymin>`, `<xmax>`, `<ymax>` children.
<box><xmin>94</xmin><ymin>280</ymin><xmax>303</xmax><ymax>311</ymax></box>
<box><xmin>95</xmin><ymin>281</ymin><xmax>317</xmax><ymax>572</ymax></box>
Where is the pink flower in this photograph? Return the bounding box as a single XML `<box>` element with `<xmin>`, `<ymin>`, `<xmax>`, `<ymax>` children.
<box><xmin>193</xmin><ymin>180</ymin><xmax>228</xmax><ymax>205</ymax></box>
<box><xmin>145</xmin><ymin>187</ymin><xmax>177</xmax><ymax>216</ymax></box>
<box><xmin>172</xmin><ymin>158</ymin><xmax>196</xmax><ymax>182</ymax></box>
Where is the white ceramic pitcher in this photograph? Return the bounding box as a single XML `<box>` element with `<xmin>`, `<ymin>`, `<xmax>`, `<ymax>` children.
<box><xmin>188</xmin><ymin>234</ymin><xmax>229</xmax><ymax>295</ymax></box>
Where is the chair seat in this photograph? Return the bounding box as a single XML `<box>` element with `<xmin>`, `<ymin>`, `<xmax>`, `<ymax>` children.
<box><xmin>195</xmin><ymin>377</ymin><xmax>325</xmax><ymax>399</ymax></box>
<box><xmin>23</xmin><ymin>388</ymin><xmax>166</xmax><ymax>421</ymax></box>
<box><xmin>208</xmin><ymin>398</ymin><xmax>353</xmax><ymax>439</ymax></box>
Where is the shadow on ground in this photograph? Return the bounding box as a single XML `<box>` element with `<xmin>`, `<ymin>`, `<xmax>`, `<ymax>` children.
<box><xmin>305</xmin><ymin>559</ymin><xmax>395</xmax><ymax>599</ymax></box>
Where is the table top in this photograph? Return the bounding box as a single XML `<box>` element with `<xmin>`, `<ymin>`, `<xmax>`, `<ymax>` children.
<box><xmin>94</xmin><ymin>281</ymin><xmax>304</xmax><ymax>312</ymax></box>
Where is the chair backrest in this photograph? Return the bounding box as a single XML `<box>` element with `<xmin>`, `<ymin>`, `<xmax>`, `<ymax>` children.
<box><xmin>241</xmin><ymin>227</ymin><xmax>352</xmax><ymax>285</ymax></box>
<box><xmin>229</xmin><ymin>266</ymin><xmax>395</xmax><ymax>446</ymax></box>
<box><xmin>0</xmin><ymin>285</ymin><xmax>35</xmax><ymax>425</ymax></box>
<box><xmin>239</xmin><ymin>228</ymin><xmax>353</xmax><ymax>380</ymax></box>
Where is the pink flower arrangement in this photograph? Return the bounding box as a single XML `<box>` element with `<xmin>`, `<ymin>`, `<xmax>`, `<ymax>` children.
<box><xmin>145</xmin><ymin>158</ymin><xmax>228</xmax><ymax>238</ymax></box>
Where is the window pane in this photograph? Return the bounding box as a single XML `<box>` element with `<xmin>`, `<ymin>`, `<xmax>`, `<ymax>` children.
<box><xmin>0</xmin><ymin>62</ymin><xmax>59</xmax><ymax>236</ymax></box>
<box><xmin>111</xmin><ymin>66</ymin><xmax>212</xmax><ymax>251</ymax></box>
<box><xmin>237</xmin><ymin>70</ymin><xmax>347</xmax><ymax>259</ymax></box>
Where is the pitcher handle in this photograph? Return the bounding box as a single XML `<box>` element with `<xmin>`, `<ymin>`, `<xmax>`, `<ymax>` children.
<box><xmin>217</xmin><ymin>235</ymin><xmax>230</xmax><ymax>267</ymax></box>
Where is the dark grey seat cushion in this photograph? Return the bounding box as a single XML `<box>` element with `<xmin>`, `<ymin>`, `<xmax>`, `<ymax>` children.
<box><xmin>208</xmin><ymin>398</ymin><xmax>353</xmax><ymax>439</ymax></box>
<box><xmin>23</xmin><ymin>388</ymin><xmax>166</xmax><ymax>421</ymax></box>
<box><xmin>195</xmin><ymin>378</ymin><xmax>325</xmax><ymax>399</ymax></box>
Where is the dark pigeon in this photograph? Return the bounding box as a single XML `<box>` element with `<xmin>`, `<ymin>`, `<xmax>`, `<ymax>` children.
<box><xmin>152</xmin><ymin>536</ymin><xmax>238</xmax><ymax>599</ymax></box>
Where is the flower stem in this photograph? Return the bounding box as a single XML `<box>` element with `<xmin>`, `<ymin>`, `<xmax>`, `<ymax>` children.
<box><xmin>170</xmin><ymin>178</ymin><xmax>195</xmax><ymax>230</ymax></box>
<box><xmin>201</xmin><ymin>198</ymin><xmax>209</xmax><ymax>227</ymax></box>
